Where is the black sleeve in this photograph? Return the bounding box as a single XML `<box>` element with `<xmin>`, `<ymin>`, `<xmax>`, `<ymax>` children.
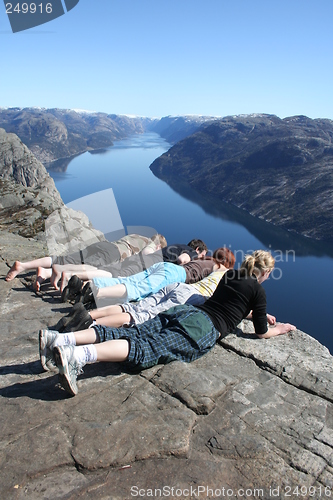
<box><xmin>251</xmin><ymin>287</ymin><xmax>268</xmax><ymax>335</ymax></box>
<box><xmin>162</xmin><ymin>244</ymin><xmax>197</xmax><ymax>263</ymax></box>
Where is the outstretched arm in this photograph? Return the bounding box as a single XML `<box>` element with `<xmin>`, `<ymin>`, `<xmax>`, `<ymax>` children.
<box><xmin>256</xmin><ymin>322</ymin><xmax>296</xmax><ymax>339</ymax></box>
<box><xmin>246</xmin><ymin>311</ymin><xmax>276</xmax><ymax>325</ymax></box>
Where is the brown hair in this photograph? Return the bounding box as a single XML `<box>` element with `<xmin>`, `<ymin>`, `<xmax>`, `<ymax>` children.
<box><xmin>201</xmin><ymin>247</ymin><xmax>235</xmax><ymax>269</ymax></box>
<box><xmin>187</xmin><ymin>239</ymin><xmax>208</xmax><ymax>253</ymax></box>
<box><xmin>212</xmin><ymin>247</ymin><xmax>236</xmax><ymax>269</ymax></box>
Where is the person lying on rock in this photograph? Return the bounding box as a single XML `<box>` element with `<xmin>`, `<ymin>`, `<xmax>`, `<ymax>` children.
<box><xmin>161</xmin><ymin>239</ymin><xmax>208</xmax><ymax>265</ymax></box>
<box><xmin>58</xmin><ymin>239</ymin><xmax>208</xmax><ymax>300</ymax></box>
<box><xmin>39</xmin><ymin>250</ymin><xmax>296</xmax><ymax>396</ymax></box>
<box><xmin>59</xmin><ymin>248</ymin><xmax>237</xmax><ymax>331</ymax></box>
<box><xmin>75</xmin><ymin>247</ymin><xmax>232</xmax><ymax>307</ymax></box>
<box><xmin>5</xmin><ymin>238</ymin><xmax>207</xmax><ymax>294</ymax></box>
<box><xmin>5</xmin><ymin>233</ymin><xmax>167</xmax><ymax>291</ymax></box>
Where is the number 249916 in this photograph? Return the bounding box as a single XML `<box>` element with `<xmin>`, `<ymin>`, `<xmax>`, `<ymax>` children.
<box><xmin>6</xmin><ymin>3</ymin><xmax>53</xmax><ymax>14</ymax></box>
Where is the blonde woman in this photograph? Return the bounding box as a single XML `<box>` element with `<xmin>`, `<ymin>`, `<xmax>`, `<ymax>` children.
<box><xmin>41</xmin><ymin>250</ymin><xmax>296</xmax><ymax>396</ymax></box>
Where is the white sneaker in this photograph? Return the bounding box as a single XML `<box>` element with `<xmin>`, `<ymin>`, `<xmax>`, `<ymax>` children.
<box><xmin>39</xmin><ymin>329</ymin><xmax>59</xmax><ymax>371</ymax></box>
<box><xmin>54</xmin><ymin>345</ymin><xmax>84</xmax><ymax>396</ymax></box>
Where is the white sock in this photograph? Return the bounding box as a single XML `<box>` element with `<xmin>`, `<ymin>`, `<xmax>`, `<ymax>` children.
<box><xmin>53</xmin><ymin>331</ymin><xmax>76</xmax><ymax>348</ymax></box>
<box><xmin>75</xmin><ymin>344</ymin><xmax>97</xmax><ymax>365</ymax></box>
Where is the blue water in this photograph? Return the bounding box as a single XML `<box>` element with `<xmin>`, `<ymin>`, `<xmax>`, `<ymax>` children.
<box><xmin>47</xmin><ymin>133</ymin><xmax>333</xmax><ymax>353</ymax></box>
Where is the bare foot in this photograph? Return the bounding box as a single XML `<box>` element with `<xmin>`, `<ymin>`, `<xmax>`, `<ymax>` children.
<box><xmin>5</xmin><ymin>261</ymin><xmax>24</xmax><ymax>281</ymax></box>
<box><xmin>60</xmin><ymin>271</ymin><xmax>72</xmax><ymax>293</ymax></box>
<box><xmin>33</xmin><ymin>267</ymin><xmax>52</xmax><ymax>292</ymax></box>
<box><xmin>50</xmin><ymin>265</ymin><xmax>62</xmax><ymax>290</ymax></box>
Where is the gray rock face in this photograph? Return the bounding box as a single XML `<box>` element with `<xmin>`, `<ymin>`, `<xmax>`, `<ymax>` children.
<box><xmin>0</xmin><ymin>129</ymin><xmax>106</xmax><ymax>248</ymax></box>
<box><xmin>43</xmin><ymin>206</ymin><xmax>106</xmax><ymax>256</ymax></box>
<box><xmin>0</xmin><ymin>128</ymin><xmax>64</xmax><ymax>237</ymax></box>
<box><xmin>0</xmin><ymin>128</ymin><xmax>62</xmax><ymax>203</ymax></box>
<box><xmin>1</xmin><ymin>230</ymin><xmax>333</xmax><ymax>498</ymax></box>
<box><xmin>150</xmin><ymin>114</ymin><xmax>333</xmax><ymax>241</ymax></box>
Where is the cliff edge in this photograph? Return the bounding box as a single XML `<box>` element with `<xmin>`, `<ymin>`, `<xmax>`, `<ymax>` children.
<box><xmin>1</xmin><ymin>233</ymin><xmax>333</xmax><ymax>498</ymax></box>
<box><xmin>1</xmin><ymin>132</ymin><xmax>333</xmax><ymax>498</ymax></box>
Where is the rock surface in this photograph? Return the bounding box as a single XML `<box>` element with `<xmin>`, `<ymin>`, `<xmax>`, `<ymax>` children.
<box><xmin>1</xmin><ymin>231</ymin><xmax>333</xmax><ymax>499</ymax></box>
<box><xmin>0</xmin><ymin>127</ymin><xmax>63</xmax><ymax>238</ymax></box>
<box><xmin>2</xmin><ymin>121</ymin><xmax>333</xmax><ymax>499</ymax></box>
<box><xmin>150</xmin><ymin>114</ymin><xmax>333</xmax><ymax>241</ymax></box>
<box><xmin>0</xmin><ymin>129</ymin><xmax>106</xmax><ymax>250</ymax></box>
<box><xmin>0</xmin><ymin>127</ymin><xmax>62</xmax><ymax>202</ymax></box>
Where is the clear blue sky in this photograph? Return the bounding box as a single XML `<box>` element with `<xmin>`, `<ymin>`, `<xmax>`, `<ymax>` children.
<box><xmin>1</xmin><ymin>0</ymin><xmax>332</xmax><ymax>119</ymax></box>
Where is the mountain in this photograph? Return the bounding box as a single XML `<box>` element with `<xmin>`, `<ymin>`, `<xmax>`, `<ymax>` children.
<box><xmin>150</xmin><ymin>114</ymin><xmax>333</xmax><ymax>241</ymax></box>
<box><xmin>0</xmin><ymin>108</ymin><xmax>217</xmax><ymax>164</ymax></box>
<box><xmin>148</xmin><ymin>115</ymin><xmax>219</xmax><ymax>143</ymax></box>
<box><xmin>0</xmin><ymin>108</ymin><xmax>152</xmax><ymax>163</ymax></box>
<box><xmin>2</xmin><ymin>108</ymin><xmax>332</xmax><ymax>240</ymax></box>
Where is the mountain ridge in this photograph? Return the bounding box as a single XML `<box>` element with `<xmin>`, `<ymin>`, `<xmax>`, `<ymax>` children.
<box><xmin>0</xmin><ymin>107</ymin><xmax>220</xmax><ymax>164</ymax></box>
<box><xmin>0</xmin><ymin>107</ymin><xmax>153</xmax><ymax>163</ymax></box>
<box><xmin>150</xmin><ymin>113</ymin><xmax>333</xmax><ymax>241</ymax></box>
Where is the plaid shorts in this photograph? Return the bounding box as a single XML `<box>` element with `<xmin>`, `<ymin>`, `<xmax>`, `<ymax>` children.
<box><xmin>93</xmin><ymin>304</ymin><xmax>220</xmax><ymax>370</ymax></box>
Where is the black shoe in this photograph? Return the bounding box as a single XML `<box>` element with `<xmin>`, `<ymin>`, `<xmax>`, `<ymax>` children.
<box><xmin>61</xmin><ymin>286</ymin><xmax>71</xmax><ymax>303</ymax></box>
<box><xmin>75</xmin><ymin>282</ymin><xmax>95</xmax><ymax>306</ymax></box>
<box><xmin>64</xmin><ymin>308</ymin><xmax>93</xmax><ymax>332</ymax></box>
<box><xmin>84</xmin><ymin>296</ymin><xmax>97</xmax><ymax>310</ymax></box>
<box><xmin>72</xmin><ymin>313</ymin><xmax>93</xmax><ymax>332</ymax></box>
<box><xmin>61</xmin><ymin>275</ymin><xmax>84</xmax><ymax>303</ymax></box>
<box><xmin>57</xmin><ymin>302</ymin><xmax>86</xmax><ymax>332</ymax></box>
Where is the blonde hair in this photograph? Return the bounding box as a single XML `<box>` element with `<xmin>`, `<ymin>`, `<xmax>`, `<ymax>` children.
<box><xmin>240</xmin><ymin>250</ymin><xmax>275</xmax><ymax>278</ymax></box>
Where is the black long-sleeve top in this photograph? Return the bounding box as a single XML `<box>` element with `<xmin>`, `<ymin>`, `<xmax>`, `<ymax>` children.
<box><xmin>197</xmin><ymin>269</ymin><xmax>268</xmax><ymax>338</ymax></box>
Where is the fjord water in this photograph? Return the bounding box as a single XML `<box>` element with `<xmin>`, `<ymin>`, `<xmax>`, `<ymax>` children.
<box><xmin>47</xmin><ymin>133</ymin><xmax>333</xmax><ymax>353</ymax></box>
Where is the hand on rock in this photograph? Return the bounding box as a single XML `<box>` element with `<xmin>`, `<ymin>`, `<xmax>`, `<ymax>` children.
<box><xmin>267</xmin><ymin>313</ymin><xmax>276</xmax><ymax>325</ymax></box>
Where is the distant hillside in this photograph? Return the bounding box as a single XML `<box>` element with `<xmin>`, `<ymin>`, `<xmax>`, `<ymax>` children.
<box><xmin>0</xmin><ymin>108</ymin><xmax>215</xmax><ymax>165</ymax></box>
<box><xmin>148</xmin><ymin>115</ymin><xmax>219</xmax><ymax>144</ymax></box>
<box><xmin>150</xmin><ymin>114</ymin><xmax>333</xmax><ymax>241</ymax></box>
<box><xmin>0</xmin><ymin>108</ymin><xmax>220</xmax><ymax>163</ymax></box>
<box><xmin>0</xmin><ymin>108</ymin><xmax>152</xmax><ymax>163</ymax></box>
